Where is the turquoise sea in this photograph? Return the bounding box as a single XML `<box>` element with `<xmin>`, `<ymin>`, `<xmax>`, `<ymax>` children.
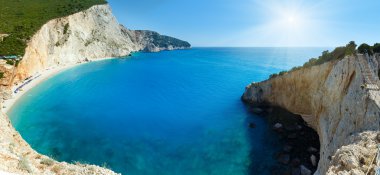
<box><xmin>9</xmin><ymin>48</ymin><xmax>325</xmax><ymax>175</ymax></box>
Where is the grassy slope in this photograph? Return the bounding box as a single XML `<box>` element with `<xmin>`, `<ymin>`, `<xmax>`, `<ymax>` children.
<box><xmin>0</xmin><ymin>0</ymin><xmax>107</xmax><ymax>55</ymax></box>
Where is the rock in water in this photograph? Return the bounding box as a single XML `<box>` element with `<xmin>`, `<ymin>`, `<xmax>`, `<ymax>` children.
<box><xmin>307</xmin><ymin>147</ymin><xmax>318</xmax><ymax>153</ymax></box>
<box><xmin>273</xmin><ymin>123</ymin><xmax>283</xmax><ymax>130</ymax></box>
<box><xmin>310</xmin><ymin>155</ymin><xmax>317</xmax><ymax>167</ymax></box>
<box><xmin>242</xmin><ymin>54</ymin><xmax>380</xmax><ymax>175</ymax></box>
<box><xmin>300</xmin><ymin>165</ymin><xmax>311</xmax><ymax>175</ymax></box>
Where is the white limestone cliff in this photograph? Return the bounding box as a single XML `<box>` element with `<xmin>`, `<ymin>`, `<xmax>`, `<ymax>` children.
<box><xmin>12</xmin><ymin>4</ymin><xmax>190</xmax><ymax>84</ymax></box>
<box><xmin>0</xmin><ymin>4</ymin><xmax>189</xmax><ymax>175</ymax></box>
<box><xmin>242</xmin><ymin>54</ymin><xmax>380</xmax><ymax>174</ymax></box>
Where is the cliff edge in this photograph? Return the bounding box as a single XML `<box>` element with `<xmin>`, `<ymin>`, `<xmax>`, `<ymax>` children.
<box><xmin>0</xmin><ymin>4</ymin><xmax>189</xmax><ymax>175</ymax></box>
<box><xmin>10</xmin><ymin>4</ymin><xmax>190</xmax><ymax>86</ymax></box>
<box><xmin>242</xmin><ymin>54</ymin><xmax>380</xmax><ymax>174</ymax></box>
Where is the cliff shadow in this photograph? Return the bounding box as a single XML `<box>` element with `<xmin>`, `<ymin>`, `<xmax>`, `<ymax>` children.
<box><xmin>244</xmin><ymin>104</ymin><xmax>320</xmax><ymax>174</ymax></box>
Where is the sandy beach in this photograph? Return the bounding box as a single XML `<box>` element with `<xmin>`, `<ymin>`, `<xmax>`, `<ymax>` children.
<box><xmin>2</xmin><ymin>57</ymin><xmax>117</xmax><ymax>114</ymax></box>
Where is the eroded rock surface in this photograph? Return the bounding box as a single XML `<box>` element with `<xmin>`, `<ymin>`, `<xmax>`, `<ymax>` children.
<box><xmin>242</xmin><ymin>54</ymin><xmax>380</xmax><ymax>174</ymax></box>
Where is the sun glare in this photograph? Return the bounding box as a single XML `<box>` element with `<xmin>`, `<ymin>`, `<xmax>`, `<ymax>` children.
<box><xmin>284</xmin><ymin>14</ymin><xmax>300</xmax><ymax>28</ymax></box>
<box><xmin>287</xmin><ymin>16</ymin><xmax>294</xmax><ymax>23</ymax></box>
<box><xmin>242</xmin><ymin>1</ymin><xmax>324</xmax><ymax>46</ymax></box>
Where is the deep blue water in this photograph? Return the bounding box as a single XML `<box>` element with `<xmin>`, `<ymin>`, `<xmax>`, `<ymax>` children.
<box><xmin>9</xmin><ymin>48</ymin><xmax>325</xmax><ymax>175</ymax></box>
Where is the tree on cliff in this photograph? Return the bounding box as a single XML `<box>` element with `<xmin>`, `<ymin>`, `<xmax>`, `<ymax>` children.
<box><xmin>345</xmin><ymin>41</ymin><xmax>357</xmax><ymax>56</ymax></box>
<box><xmin>373</xmin><ymin>43</ymin><xmax>380</xmax><ymax>53</ymax></box>
<box><xmin>358</xmin><ymin>43</ymin><xmax>373</xmax><ymax>55</ymax></box>
<box><xmin>0</xmin><ymin>0</ymin><xmax>107</xmax><ymax>56</ymax></box>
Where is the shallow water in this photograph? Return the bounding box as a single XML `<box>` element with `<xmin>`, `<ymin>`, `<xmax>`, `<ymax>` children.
<box><xmin>9</xmin><ymin>47</ymin><xmax>326</xmax><ymax>175</ymax></box>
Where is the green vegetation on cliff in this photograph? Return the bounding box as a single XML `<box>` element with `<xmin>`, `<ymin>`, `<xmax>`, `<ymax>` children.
<box><xmin>0</xmin><ymin>0</ymin><xmax>107</xmax><ymax>55</ymax></box>
<box><xmin>135</xmin><ymin>30</ymin><xmax>191</xmax><ymax>50</ymax></box>
<box><xmin>270</xmin><ymin>41</ymin><xmax>380</xmax><ymax>79</ymax></box>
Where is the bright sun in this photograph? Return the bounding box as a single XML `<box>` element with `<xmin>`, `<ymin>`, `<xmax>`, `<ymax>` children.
<box><xmin>246</xmin><ymin>1</ymin><xmax>322</xmax><ymax>46</ymax></box>
<box><xmin>287</xmin><ymin>16</ymin><xmax>295</xmax><ymax>23</ymax></box>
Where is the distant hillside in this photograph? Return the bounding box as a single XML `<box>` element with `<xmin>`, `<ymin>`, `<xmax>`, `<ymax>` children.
<box><xmin>133</xmin><ymin>30</ymin><xmax>191</xmax><ymax>51</ymax></box>
<box><xmin>0</xmin><ymin>0</ymin><xmax>107</xmax><ymax>55</ymax></box>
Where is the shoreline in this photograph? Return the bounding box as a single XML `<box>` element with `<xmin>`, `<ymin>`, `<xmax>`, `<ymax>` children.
<box><xmin>2</xmin><ymin>57</ymin><xmax>118</xmax><ymax>114</ymax></box>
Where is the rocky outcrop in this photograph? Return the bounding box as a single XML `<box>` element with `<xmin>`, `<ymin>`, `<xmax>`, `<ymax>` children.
<box><xmin>0</xmin><ymin>4</ymin><xmax>190</xmax><ymax>174</ymax></box>
<box><xmin>125</xmin><ymin>29</ymin><xmax>191</xmax><ymax>52</ymax></box>
<box><xmin>242</xmin><ymin>54</ymin><xmax>380</xmax><ymax>174</ymax></box>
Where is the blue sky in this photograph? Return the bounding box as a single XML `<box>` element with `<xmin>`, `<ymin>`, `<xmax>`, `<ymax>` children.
<box><xmin>108</xmin><ymin>0</ymin><xmax>380</xmax><ymax>47</ymax></box>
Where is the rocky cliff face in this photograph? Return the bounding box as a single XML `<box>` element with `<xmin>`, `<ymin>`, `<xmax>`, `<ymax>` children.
<box><xmin>242</xmin><ymin>54</ymin><xmax>380</xmax><ymax>174</ymax></box>
<box><xmin>11</xmin><ymin>4</ymin><xmax>190</xmax><ymax>85</ymax></box>
<box><xmin>0</xmin><ymin>4</ymin><xmax>189</xmax><ymax>174</ymax></box>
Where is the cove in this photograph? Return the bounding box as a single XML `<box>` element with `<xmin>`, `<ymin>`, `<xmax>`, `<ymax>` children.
<box><xmin>9</xmin><ymin>47</ymin><xmax>326</xmax><ymax>175</ymax></box>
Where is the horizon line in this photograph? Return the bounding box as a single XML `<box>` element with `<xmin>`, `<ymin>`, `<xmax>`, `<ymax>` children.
<box><xmin>190</xmin><ymin>46</ymin><xmax>334</xmax><ymax>48</ymax></box>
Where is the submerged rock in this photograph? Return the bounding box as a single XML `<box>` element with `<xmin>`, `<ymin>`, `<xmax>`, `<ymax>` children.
<box><xmin>307</xmin><ymin>147</ymin><xmax>318</xmax><ymax>153</ymax></box>
<box><xmin>300</xmin><ymin>165</ymin><xmax>311</xmax><ymax>175</ymax></box>
<box><xmin>310</xmin><ymin>155</ymin><xmax>317</xmax><ymax>167</ymax></box>
<box><xmin>273</xmin><ymin>123</ymin><xmax>283</xmax><ymax>130</ymax></box>
<box><xmin>242</xmin><ymin>54</ymin><xmax>380</xmax><ymax>174</ymax></box>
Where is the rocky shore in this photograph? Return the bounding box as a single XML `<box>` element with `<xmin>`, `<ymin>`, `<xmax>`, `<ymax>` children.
<box><xmin>247</xmin><ymin>105</ymin><xmax>320</xmax><ymax>175</ymax></box>
<box><xmin>242</xmin><ymin>54</ymin><xmax>380</xmax><ymax>174</ymax></box>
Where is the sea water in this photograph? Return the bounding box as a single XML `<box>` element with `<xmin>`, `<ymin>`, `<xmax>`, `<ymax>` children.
<box><xmin>9</xmin><ymin>47</ymin><xmax>326</xmax><ymax>175</ymax></box>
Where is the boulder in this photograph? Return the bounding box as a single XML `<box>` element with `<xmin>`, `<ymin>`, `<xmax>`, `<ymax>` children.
<box><xmin>310</xmin><ymin>154</ymin><xmax>317</xmax><ymax>167</ymax></box>
<box><xmin>273</xmin><ymin>123</ymin><xmax>283</xmax><ymax>130</ymax></box>
<box><xmin>340</xmin><ymin>154</ymin><xmax>359</xmax><ymax>169</ymax></box>
<box><xmin>307</xmin><ymin>147</ymin><xmax>318</xmax><ymax>153</ymax></box>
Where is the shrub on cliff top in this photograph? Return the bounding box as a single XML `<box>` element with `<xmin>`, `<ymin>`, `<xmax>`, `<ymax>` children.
<box><xmin>358</xmin><ymin>43</ymin><xmax>372</xmax><ymax>55</ymax></box>
<box><xmin>269</xmin><ymin>41</ymin><xmax>360</xmax><ymax>79</ymax></box>
<box><xmin>373</xmin><ymin>43</ymin><xmax>380</xmax><ymax>53</ymax></box>
<box><xmin>345</xmin><ymin>41</ymin><xmax>357</xmax><ymax>56</ymax></box>
<box><xmin>0</xmin><ymin>0</ymin><xmax>107</xmax><ymax>55</ymax></box>
<box><xmin>301</xmin><ymin>41</ymin><xmax>358</xmax><ymax>69</ymax></box>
